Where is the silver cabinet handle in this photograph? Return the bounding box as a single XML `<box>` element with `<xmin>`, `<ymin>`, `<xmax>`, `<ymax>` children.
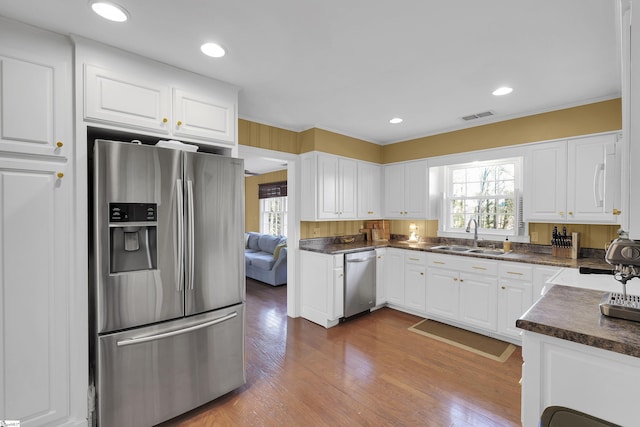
<box><xmin>593</xmin><ymin>162</ymin><xmax>605</xmax><ymax>208</ymax></box>
<box><xmin>117</xmin><ymin>312</ymin><xmax>238</xmax><ymax>347</ymax></box>
<box><xmin>187</xmin><ymin>180</ymin><xmax>195</xmax><ymax>290</ymax></box>
<box><xmin>176</xmin><ymin>179</ymin><xmax>184</xmax><ymax>292</ymax></box>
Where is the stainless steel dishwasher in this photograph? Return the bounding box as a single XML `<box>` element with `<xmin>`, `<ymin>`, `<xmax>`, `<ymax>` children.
<box><xmin>344</xmin><ymin>250</ymin><xmax>376</xmax><ymax>318</ymax></box>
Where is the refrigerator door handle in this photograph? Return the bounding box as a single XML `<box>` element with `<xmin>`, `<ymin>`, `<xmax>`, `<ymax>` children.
<box><xmin>187</xmin><ymin>179</ymin><xmax>195</xmax><ymax>290</ymax></box>
<box><xmin>176</xmin><ymin>179</ymin><xmax>185</xmax><ymax>292</ymax></box>
<box><xmin>116</xmin><ymin>311</ymin><xmax>238</xmax><ymax>347</ymax></box>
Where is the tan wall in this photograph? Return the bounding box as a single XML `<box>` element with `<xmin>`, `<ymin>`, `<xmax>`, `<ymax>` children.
<box><xmin>382</xmin><ymin>98</ymin><xmax>622</xmax><ymax>163</ymax></box>
<box><xmin>529</xmin><ymin>223</ymin><xmax>618</xmax><ymax>250</ymax></box>
<box><xmin>238</xmin><ymin>119</ymin><xmax>299</xmax><ymax>154</ymax></box>
<box><xmin>245</xmin><ymin>170</ymin><xmax>288</xmax><ymax>232</ymax></box>
<box><xmin>299</xmin><ymin>128</ymin><xmax>383</xmax><ymax>163</ymax></box>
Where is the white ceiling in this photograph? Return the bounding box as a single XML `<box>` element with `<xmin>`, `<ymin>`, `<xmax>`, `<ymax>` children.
<box><xmin>0</xmin><ymin>1</ymin><xmax>620</xmax><ymax>152</ymax></box>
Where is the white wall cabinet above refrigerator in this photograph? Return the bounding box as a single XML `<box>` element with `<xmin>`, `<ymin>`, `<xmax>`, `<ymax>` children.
<box><xmin>300</xmin><ymin>152</ymin><xmax>357</xmax><ymax>220</ymax></box>
<box><xmin>524</xmin><ymin>133</ymin><xmax>621</xmax><ymax>224</ymax></box>
<box><xmin>383</xmin><ymin>160</ymin><xmax>429</xmax><ymax>219</ymax></box>
<box><xmin>82</xmin><ymin>54</ymin><xmax>237</xmax><ymax>148</ymax></box>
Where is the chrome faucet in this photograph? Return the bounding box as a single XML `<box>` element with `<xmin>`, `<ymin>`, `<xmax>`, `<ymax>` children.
<box><xmin>466</xmin><ymin>219</ymin><xmax>478</xmax><ymax>247</ymax></box>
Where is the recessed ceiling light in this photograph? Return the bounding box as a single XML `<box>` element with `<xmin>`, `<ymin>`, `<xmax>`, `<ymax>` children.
<box><xmin>492</xmin><ymin>86</ymin><xmax>513</xmax><ymax>96</ymax></box>
<box><xmin>389</xmin><ymin>117</ymin><xmax>403</xmax><ymax>124</ymax></box>
<box><xmin>201</xmin><ymin>42</ymin><xmax>226</xmax><ymax>58</ymax></box>
<box><xmin>90</xmin><ymin>1</ymin><xmax>129</xmax><ymax>22</ymax></box>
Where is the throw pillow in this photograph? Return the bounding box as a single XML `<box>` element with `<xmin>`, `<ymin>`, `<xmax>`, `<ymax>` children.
<box><xmin>273</xmin><ymin>242</ymin><xmax>287</xmax><ymax>261</ymax></box>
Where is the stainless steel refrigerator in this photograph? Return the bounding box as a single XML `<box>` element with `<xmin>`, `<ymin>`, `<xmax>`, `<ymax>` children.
<box><xmin>89</xmin><ymin>139</ymin><xmax>246</xmax><ymax>427</ymax></box>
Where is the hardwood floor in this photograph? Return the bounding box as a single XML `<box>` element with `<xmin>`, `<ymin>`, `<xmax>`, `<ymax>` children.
<box><xmin>160</xmin><ymin>279</ymin><xmax>523</xmax><ymax>426</ymax></box>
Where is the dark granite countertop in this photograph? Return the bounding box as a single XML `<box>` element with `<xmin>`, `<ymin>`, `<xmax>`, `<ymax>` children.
<box><xmin>516</xmin><ymin>285</ymin><xmax>640</xmax><ymax>358</ymax></box>
<box><xmin>299</xmin><ymin>238</ymin><xmax>612</xmax><ymax>270</ymax></box>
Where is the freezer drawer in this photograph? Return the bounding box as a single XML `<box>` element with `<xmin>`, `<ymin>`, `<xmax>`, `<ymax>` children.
<box><xmin>97</xmin><ymin>304</ymin><xmax>245</xmax><ymax>427</ymax></box>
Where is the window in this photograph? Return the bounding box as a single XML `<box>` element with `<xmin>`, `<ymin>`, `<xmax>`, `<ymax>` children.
<box><xmin>259</xmin><ymin>181</ymin><xmax>287</xmax><ymax>236</ymax></box>
<box><xmin>443</xmin><ymin>158</ymin><xmax>523</xmax><ymax>237</ymax></box>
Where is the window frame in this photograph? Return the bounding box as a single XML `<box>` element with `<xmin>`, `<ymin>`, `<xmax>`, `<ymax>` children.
<box><xmin>441</xmin><ymin>157</ymin><xmax>524</xmax><ymax>239</ymax></box>
<box><xmin>259</xmin><ymin>195</ymin><xmax>288</xmax><ymax>236</ymax></box>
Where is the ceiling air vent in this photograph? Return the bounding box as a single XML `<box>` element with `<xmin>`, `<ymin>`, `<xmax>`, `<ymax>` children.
<box><xmin>462</xmin><ymin>111</ymin><xmax>495</xmax><ymax>121</ymax></box>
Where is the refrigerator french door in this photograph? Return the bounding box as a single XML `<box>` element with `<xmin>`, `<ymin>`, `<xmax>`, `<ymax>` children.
<box><xmin>91</xmin><ymin>139</ymin><xmax>245</xmax><ymax>427</ymax></box>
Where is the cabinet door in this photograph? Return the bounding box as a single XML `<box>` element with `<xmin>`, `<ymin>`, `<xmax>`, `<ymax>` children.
<box><xmin>567</xmin><ymin>134</ymin><xmax>619</xmax><ymax>223</ymax></box>
<box><xmin>498</xmin><ymin>280</ymin><xmax>532</xmax><ymax>339</ymax></box>
<box><xmin>85</xmin><ymin>64</ymin><xmax>170</xmax><ymax>133</ymax></box>
<box><xmin>338</xmin><ymin>158</ymin><xmax>357</xmax><ymax>219</ymax></box>
<box><xmin>316</xmin><ymin>155</ymin><xmax>340</xmax><ymax>219</ymax></box>
<box><xmin>300</xmin><ymin>251</ymin><xmax>342</xmax><ymax>327</ymax></box>
<box><xmin>0</xmin><ymin>159</ymin><xmax>71</xmax><ymax>424</ymax></box>
<box><xmin>524</xmin><ymin>141</ymin><xmax>567</xmax><ymax>222</ymax></box>
<box><xmin>459</xmin><ymin>272</ymin><xmax>497</xmax><ymax>331</ymax></box>
<box><xmin>331</xmin><ymin>266</ymin><xmax>345</xmax><ymax>320</ymax></box>
<box><xmin>384</xmin><ymin>249</ymin><xmax>405</xmax><ymax>305</ymax></box>
<box><xmin>173</xmin><ymin>88</ymin><xmax>236</xmax><ymax>144</ymax></box>
<box><xmin>0</xmin><ymin>55</ymin><xmax>69</xmax><ymax>158</ymax></box>
<box><xmin>375</xmin><ymin>249</ymin><xmax>387</xmax><ymax>305</ymax></box>
<box><xmin>358</xmin><ymin>162</ymin><xmax>381</xmax><ymax>218</ymax></box>
<box><xmin>404</xmin><ymin>254</ymin><xmax>427</xmax><ymax>312</ymax></box>
<box><xmin>383</xmin><ymin>163</ymin><xmax>405</xmax><ymax>217</ymax></box>
<box><xmin>403</xmin><ymin>160</ymin><xmax>428</xmax><ymax>218</ymax></box>
<box><xmin>426</xmin><ymin>268</ymin><xmax>459</xmax><ymax>320</ymax></box>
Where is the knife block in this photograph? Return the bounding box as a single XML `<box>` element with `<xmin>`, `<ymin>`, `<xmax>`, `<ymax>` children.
<box><xmin>552</xmin><ymin>232</ymin><xmax>580</xmax><ymax>259</ymax></box>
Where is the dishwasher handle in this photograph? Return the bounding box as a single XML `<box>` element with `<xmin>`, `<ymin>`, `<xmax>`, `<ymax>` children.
<box><xmin>347</xmin><ymin>257</ymin><xmax>374</xmax><ymax>263</ymax></box>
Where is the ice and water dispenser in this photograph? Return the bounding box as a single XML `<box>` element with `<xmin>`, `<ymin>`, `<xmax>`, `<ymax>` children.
<box><xmin>109</xmin><ymin>202</ymin><xmax>158</xmax><ymax>273</ymax></box>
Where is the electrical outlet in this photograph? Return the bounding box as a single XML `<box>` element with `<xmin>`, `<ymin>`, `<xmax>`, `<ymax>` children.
<box><xmin>531</xmin><ymin>231</ymin><xmax>538</xmax><ymax>242</ymax></box>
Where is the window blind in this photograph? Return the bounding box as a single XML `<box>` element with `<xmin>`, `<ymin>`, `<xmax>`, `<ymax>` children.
<box><xmin>258</xmin><ymin>181</ymin><xmax>288</xmax><ymax>199</ymax></box>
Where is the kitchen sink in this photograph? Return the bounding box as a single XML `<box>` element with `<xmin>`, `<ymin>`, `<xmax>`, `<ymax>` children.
<box><xmin>465</xmin><ymin>248</ymin><xmax>511</xmax><ymax>255</ymax></box>
<box><xmin>430</xmin><ymin>245</ymin><xmax>511</xmax><ymax>256</ymax></box>
<box><xmin>430</xmin><ymin>245</ymin><xmax>472</xmax><ymax>252</ymax></box>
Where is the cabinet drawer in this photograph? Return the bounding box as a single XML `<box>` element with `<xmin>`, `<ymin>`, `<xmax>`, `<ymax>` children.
<box><xmin>457</xmin><ymin>257</ymin><xmax>498</xmax><ymax>276</ymax></box>
<box><xmin>427</xmin><ymin>253</ymin><xmax>457</xmax><ymax>268</ymax></box>
<box><xmin>405</xmin><ymin>251</ymin><xmax>428</xmax><ymax>265</ymax></box>
<box><xmin>499</xmin><ymin>262</ymin><xmax>533</xmax><ymax>281</ymax></box>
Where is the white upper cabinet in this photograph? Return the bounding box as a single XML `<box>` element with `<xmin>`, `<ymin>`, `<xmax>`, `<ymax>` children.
<box><xmin>567</xmin><ymin>134</ymin><xmax>619</xmax><ymax>223</ymax></box>
<box><xmin>85</xmin><ymin>64</ymin><xmax>170</xmax><ymax>134</ymax></box>
<box><xmin>357</xmin><ymin>161</ymin><xmax>382</xmax><ymax>219</ymax></box>
<box><xmin>524</xmin><ymin>133</ymin><xmax>620</xmax><ymax>224</ymax></box>
<box><xmin>172</xmin><ymin>88</ymin><xmax>235</xmax><ymax>143</ymax></box>
<box><xmin>84</xmin><ymin>61</ymin><xmax>237</xmax><ymax>146</ymax></box>
<box><xmin>383</xmin><ymin>160</ymin><xmax>429</xmax><ymax>218</ymax></box>
<box><xmin>524</xmin><ymin>141</ymin><xmax>567</xmax><ymax>222</ymax></box>
<box><xmin>300</xmin><ymin>152</ymin><xmax>357</xmax><ymax>220</ymax></box>
<box><xmin>0</xmin><ymin>53</ymin><xmax>70</xmax><ymax>158</ymax></box>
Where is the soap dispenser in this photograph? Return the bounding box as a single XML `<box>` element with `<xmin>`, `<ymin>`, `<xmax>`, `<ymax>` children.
<box><xmin>503</xmin><ymin>237</ymin><xmax>511</xmax><ymax>252</ymax></box>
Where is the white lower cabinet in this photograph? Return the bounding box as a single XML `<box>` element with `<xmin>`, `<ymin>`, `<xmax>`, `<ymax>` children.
<box><xmin>404</xmin><ymin>252</ymin><xmax>427</xmax><ymax>312</ymax></box>
<box><xmin>0</xmin><ymin>158</ymin><xmax>72</xmax><ymax>425</ymax></box>
<box><xmin>498</xmin><ymin>262</ymin><xmax>533</xmax><ymax>340</ymax></box>
<box><xmin>425</xmin><ymin>266</ymin><xmax>459</xmax><ymax>320</ymax></box>
<box><xmin>426</xmin><ymin>253</ymin><xmax>498</xmax><ymax>333</ymax></box>
<box><xmin>384</xmin><ymin>248</ymin><xmax>405</xmax><ymax>306</ymax></box>
<box><xmin>521</xmin><ymin>331</ymin><xmax>639</xmax><ymax>427</ymax></box>
<box><xmin>300</xmin><ymin>250</ymin><xmax>344</xmax><ymax>328</ymax></box>
<box><xmin>459</xmin><ymin>271</ymin><xmax>498</xmax><ymax>331</ymax></box>
<box><xmin>375</xmin><ymin>248</ymin><xmax>387</xmax><ymax>306</ymax></box>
